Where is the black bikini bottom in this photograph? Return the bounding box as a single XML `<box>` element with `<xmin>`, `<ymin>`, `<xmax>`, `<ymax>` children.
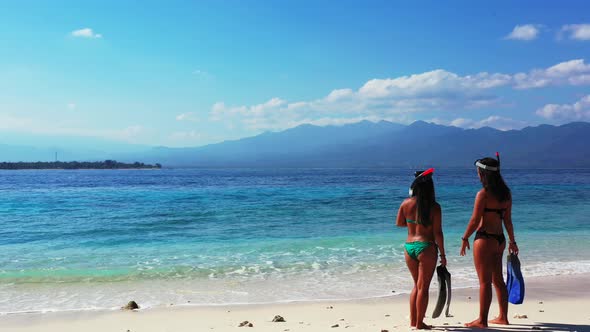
<box><xmin>475</xmin><ymin>230</ymin><xmax>506</xmax><ymax>246</ymax></box>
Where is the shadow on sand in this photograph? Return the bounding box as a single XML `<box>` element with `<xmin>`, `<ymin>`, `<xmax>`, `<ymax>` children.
<box><xmin>431</xmin><ymin>322</ymin><xmax>590</xmax><ymax>332</ymax></box>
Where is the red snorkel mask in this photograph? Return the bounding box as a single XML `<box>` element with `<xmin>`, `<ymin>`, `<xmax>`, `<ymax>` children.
<box><xmin>409</xmin><ymin>168</ymin><xmax>435</xmax><ymax>197</ymax></box>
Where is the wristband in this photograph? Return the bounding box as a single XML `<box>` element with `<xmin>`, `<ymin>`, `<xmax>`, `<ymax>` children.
<box><xmin>461</xmin><ymin>237</ymin><xmax>468</xmax><ymax>241</ymax></box>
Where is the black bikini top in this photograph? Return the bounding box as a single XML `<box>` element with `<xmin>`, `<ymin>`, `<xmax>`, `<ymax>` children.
<box><xmin>484</xmin><ymin>207</ymin><xmax>506</xmax><ymax>218</ymax></box>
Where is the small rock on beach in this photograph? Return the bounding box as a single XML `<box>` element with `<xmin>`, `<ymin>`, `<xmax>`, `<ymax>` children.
<box><xmin>514</xmin><ymin>314</ymin><xmax>528</xmax><ymax>319</ymax></box>
<box><xmin>122</xmin><ymin>301</ymin><xmax>139</xmax><ymax>310</ymax></box>
<box><xmin>272</xmin><ymin>315</ymin><xmax>286</xmax><ymax>322</ymax></box>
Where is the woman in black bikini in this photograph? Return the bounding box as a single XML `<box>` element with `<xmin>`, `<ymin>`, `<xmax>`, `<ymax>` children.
<box><xmin>460</xmin><ymin>154</ymin><xmax>519</xmax><ymax>328</ymax></box>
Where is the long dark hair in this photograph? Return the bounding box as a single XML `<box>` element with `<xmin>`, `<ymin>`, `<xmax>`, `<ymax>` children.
<box><xmin>412</xmin><ymin>171</ymin><xmax>436</xmax><ymax>226</ymax></box>
<box><xmin>477</xmin><ymin>157</ymin><xmax>511</xmax><ymax>202</ymax></box>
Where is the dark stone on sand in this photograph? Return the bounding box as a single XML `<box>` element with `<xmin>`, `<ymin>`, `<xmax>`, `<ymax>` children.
<box><xmin>514</xmin><ymin>314</ymin><xmax>528</xmax><ymax>319</ymax></box>
<box><xmin>272</xmin><ymin>315</ymin><xmax>286</xmax><ymax>322</ymax></box>
<box><xmin>122</xmin><ymin>301</ymin><xmax>140</xmax><ymax>310</ymax></box>
<box><xmin>239</xmin><ymin>321</ymin><xmax>249</xmax><ymax>327</ymax></box>
<box><xmin>381</xmin><ymin>330</ymin><xmax>389</xmax><ymax>332</ymax></box>
<box><xmin>331</xmin><ymin>324</ymin><xmax>339</xmax><ymax>328</ymax></box>
<box><xmin>531</xmin><ymin>327</ymin><xmax>541</xmax><ymax>330</ymax></box>
<box><xmin>384</xmin><ymin>314</ymin><xmax>390</xmax><ymax>317</ymax></box>
<box><xmin>327</xmin><ymin>305</ymin><xmax>334</xmax><ymax>309</ymax></box>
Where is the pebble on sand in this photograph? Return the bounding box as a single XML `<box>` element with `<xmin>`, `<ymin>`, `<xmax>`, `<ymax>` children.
<box><xmin>238</xmin><ymin>321</ymin><xmax>254</xmax><ymax>327</ymax></box>
<box><xmin>381</xmin><ymin>329</ymin><xmax>389</xmax><ymax>332</ymax></box>
<box><xmin>331</xmin><ymin>324</ymin><xmax>339</xmax><ymax>328</ymax></box>
<box><xmin>514</xmin><ymin>314</ymin><xmax>528</xmax><ymax>319</ymax></box>
<box><xmin>272</xmin><ymin>315</ymin><xmax>286</xmax><ymax>322</ymax></box>
<box><xmin>122</xmin><ymin>301</ymin><xmax>140</xmax><ymax>310</ymax></box>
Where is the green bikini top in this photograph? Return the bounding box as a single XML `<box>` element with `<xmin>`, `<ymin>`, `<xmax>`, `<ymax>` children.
<box><xmin>406</xmin><ymin>219</ymin><xmax>418</xmax><ymax>224</ymax></box>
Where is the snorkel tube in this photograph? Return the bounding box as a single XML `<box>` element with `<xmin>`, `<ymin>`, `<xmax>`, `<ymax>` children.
<box><xmin>409</xmin><ymin>168</ymin><xmax>435</xmax><ymax>197</ymax></box>
<box><xmin>474</xmin><ymin>152</ymin><xmax>501</xmax><ymax>172</ymax></box>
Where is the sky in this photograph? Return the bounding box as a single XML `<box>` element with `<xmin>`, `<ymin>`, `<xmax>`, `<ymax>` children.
<box><xmin>1</xmin><ymin>0</ymin><xmax>590</xmax><ymax>148</ymax></box>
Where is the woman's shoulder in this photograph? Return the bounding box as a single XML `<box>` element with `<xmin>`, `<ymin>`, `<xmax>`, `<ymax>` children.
<box><xmin>476</xmin><ymin>188</ymin><xmax>487</xmax><ymax>198</ymax></box>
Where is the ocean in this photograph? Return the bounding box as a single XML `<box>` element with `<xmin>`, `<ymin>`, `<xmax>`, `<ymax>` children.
<box><xmin>1</xmin><ymin>168</ymin><xmax>589</xmax><ymax>314</ymax></box>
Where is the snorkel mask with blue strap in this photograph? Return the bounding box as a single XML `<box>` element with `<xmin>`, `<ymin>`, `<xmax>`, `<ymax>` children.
<box><xmin>408</xmin><ymin>168</ymin><xmax>435</xmax><ymax>197</ymax></box>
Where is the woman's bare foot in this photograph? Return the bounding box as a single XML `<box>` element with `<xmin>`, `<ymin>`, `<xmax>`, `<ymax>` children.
<box><xmin>465</xmin><ymin>318</ymin><xmax>487</xmax><ymax>328</ymax></box>
<box><xmin>415</xmin><ymin>322</ymin><xmax>432</xmax><ymax>330</ymax></box>
<box><xmin>489</xmin><ymin>317</ymin><xmax>509</xmax><ymax>325</ymax></box>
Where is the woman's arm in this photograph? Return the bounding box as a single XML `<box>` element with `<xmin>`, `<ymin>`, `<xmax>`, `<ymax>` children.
<box><xmin>433</xmin><ymin>203</ymin><xmax>446</xmax><ymax>266</ymax></box>
<box><xmin>503</xmin><ymin>200</ymin><xmax>519</xmax><ymax>255</ymax></box>
<box><xmin>460</xmin><ymin>190</ymin><xmax>486</xmax><ymax>256</ymax></box>
<box><xmin>396</xmin><ymin>201</ymin><xmax>407</xmax><ymax>227</ymax></box>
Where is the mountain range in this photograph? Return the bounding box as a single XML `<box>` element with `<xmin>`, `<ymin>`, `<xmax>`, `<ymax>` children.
<box><xmin>139</xmin><ymin>121</ymin><xmax>590</xmax><ymax>168</ymax></box>
<box><xmin>2</xmin><ymin>121</ymin><xmax>589</xmax><ymax>168</ymax></box>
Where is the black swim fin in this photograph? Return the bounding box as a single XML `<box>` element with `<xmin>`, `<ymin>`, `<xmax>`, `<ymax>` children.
<box><xmin>432</xmin><ymin>265</ymin><xmax>451</xmax><ymax>318</ymax></box>
<box><xmin>443</xmin><ymin>265</ymin><xmax>452</xmax><ymax>317</ymax></box>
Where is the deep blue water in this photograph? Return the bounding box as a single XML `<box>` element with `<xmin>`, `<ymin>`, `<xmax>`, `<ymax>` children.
<box><xmin>1</xmin><ymin>168</ymin><xmax>589</xmax><ymax>313</ymax></box>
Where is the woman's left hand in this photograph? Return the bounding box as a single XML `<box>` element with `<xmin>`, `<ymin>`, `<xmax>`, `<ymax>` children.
<box><xmin>509</xmin><ymin>242</ymin><xmax>519</xmax><ymax>255</ymax></box>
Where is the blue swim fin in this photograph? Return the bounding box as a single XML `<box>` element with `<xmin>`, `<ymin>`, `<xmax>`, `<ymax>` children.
<box><xmin>506</xmin><ymin>253</ymin><xmax>525</xmax><ymax>304</ymax></box>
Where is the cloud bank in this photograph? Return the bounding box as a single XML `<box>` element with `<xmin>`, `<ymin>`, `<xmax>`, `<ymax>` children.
<box><xmin>210</xmin><ymin>59</ymin><xmax>590</xmax><ymax>131</ymax></box>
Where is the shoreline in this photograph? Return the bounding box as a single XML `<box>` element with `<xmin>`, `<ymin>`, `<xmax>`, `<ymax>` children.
<box><xmin>1</xmin><ymin>273</ymin><xmax>589</xmax><ymax>331</ymax></box>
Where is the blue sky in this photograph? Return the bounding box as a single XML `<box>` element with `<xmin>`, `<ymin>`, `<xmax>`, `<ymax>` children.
<box><xmin>1</xmin><ymin>0</ymin><xmax>590</xmax><ymax>147</ymax></box>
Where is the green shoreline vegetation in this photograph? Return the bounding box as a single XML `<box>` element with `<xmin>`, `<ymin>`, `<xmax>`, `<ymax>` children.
<box><xmin>0</xmin><ymin>160</ymin><xmax>162</xmax><ymax>170</ymax></box>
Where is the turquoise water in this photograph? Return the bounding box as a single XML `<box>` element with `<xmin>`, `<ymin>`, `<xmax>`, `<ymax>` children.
<box><xmin>1</xmin><ymin>168</ymin><xmax>589</xmax><ymax>313</ymax></box>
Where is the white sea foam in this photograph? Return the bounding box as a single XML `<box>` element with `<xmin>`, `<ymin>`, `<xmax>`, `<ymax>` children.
<box><xmin>1</xmin><ymin>258</ymin><xmax>589</xmax><ymax>315</ymax></box>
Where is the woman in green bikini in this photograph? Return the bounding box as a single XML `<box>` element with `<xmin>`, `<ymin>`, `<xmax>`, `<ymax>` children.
<box><xmin>460</xmin><ymin>154</ymin><xmax>518</xmax><ymax>328</ymax></box>
<box><xmin>396</xmin><ymin>168</ymin><xmax>446</xmax><ymax>330</ymax></box>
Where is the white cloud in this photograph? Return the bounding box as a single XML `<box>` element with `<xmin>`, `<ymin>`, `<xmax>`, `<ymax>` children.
<box><xmin>536</xmin><ymin>95</ymin><xmax>590</xmax><ymax>122</ymax></box>
<box><xmin>431</xmin><ymin>116</ymin><xmax>527</xmax><ymax>131</ymax></box>
<box><xmin>71</xmin><ymin>28</ymin><xmax>102</xmax><ymax>39</ymax></box>
<box><xmin>176</xmin><ymin>112</ymin><xmax>199</xmax><ymax>122</ymax></box>
<box><xmin>505</xmin><ymin>24</ymin><xmax>540</xmax><ymax>41</ymax></box>
<box><xmin>169</xmin><ymin>130</ymin><xmax>202</xmax><ymax>141</ymax></box>
<box><xmin>209</xmin><ymin>59</ymin><xmax>590</xmax><ymax>131</ymax></box>
<box><xmin>0</xmin><ymin>112</ymin><xmax>143</xmax><ymax>142</ymax></box>
<box><xmin>561</xmin><ymin>24</ymin><xmax>590</xmax><ymax>41</ymax></box>
<box><xmin>513</xmin><ymin>59</ymin><xmax>590</xmax><ymax>89</ymax></box>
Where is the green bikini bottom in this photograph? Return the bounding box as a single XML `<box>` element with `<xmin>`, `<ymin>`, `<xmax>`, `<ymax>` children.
<box><xmin>404</xmin><ymin>241</ymin><xmax>433</xmax><ymax>261</ymax></box>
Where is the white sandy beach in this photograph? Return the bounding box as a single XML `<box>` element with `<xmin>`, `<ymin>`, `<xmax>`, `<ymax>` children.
<box><xmin>1</xmin><ymin>274</ymin><xmax>588</xmax><ymax>332</ymax></box>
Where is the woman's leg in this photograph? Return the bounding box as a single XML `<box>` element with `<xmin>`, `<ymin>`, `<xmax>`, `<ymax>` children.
<box><xmin>415</xmin><ymin>244</ymin><xmax>437</xmax><ymax>330</ymax></box>
<box><xmin>405</xmin><ymin>250</ymin><xmax>419</xmax><ymax>327</ymax></box>
<box><xmin>465</xmin><ymin>238</ymin><xmax>496</xmax><ymax>328</ymax></box>
<box><xmin>490</xmin><ymin>242</ymin><xmax>509</xmax><ymax>325</ymax></box>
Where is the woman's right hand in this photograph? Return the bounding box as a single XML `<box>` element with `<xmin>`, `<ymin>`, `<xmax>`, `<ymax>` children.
<box><xmin>440</xmin><ymin>255</ymin><xmax>447</xmax><ymax>266</ymax></box>
<box><xmin>460</xmin><ymin>239</ymin><xmax>470</xmax><ymax>256</ymax></box>
<box><xmin>509</xmin><ymin>242</ymin><xmax>519</xmax><ymax>255</ymax></box>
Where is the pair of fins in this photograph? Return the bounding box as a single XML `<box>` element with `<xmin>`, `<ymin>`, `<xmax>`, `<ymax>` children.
<box><xmin>507</xmin><ymin>253</ymin><xmax>525</xmax><ymax>304</ymax></box>
<box><xmin>432</xmin><ymin>265</ymin><xmax>451</xmax><ymax>318</ymax></box>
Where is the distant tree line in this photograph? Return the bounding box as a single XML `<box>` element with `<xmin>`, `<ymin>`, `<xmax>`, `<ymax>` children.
<box><xmin>0</xmin><ymin>160</ymin><xmax>162</xmax><ymax>170</ymax></box>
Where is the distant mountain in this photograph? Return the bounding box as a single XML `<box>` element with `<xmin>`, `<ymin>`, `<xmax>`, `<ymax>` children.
<box><xmin>138</xmin><ymin>121</ymin><xmax>590</xmax><ymax>168</ymax></box>
<box><xmin>2</xmin><ymin>121</ymin><xmax>589</xmax><ymax>168</ymax></box>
